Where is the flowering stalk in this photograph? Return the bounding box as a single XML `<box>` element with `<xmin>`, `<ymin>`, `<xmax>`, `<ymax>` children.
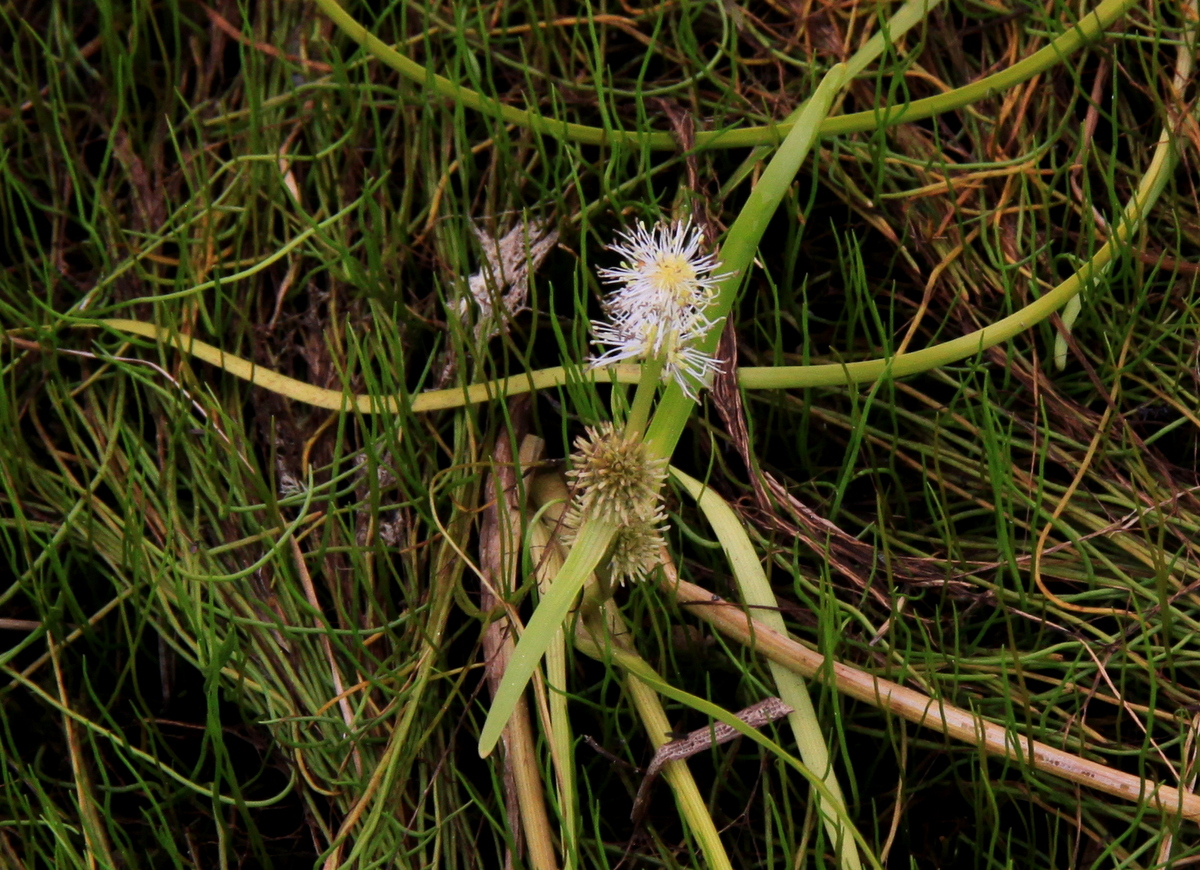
<box><xmin>624</xmin><ymin>355</ymin><xmax>663</xmax><ymax>438</ymax></box>
<box><xmin>479</xmin><ymin>65</ymin><xmax>849</xmax><ymax>760</ymax></box>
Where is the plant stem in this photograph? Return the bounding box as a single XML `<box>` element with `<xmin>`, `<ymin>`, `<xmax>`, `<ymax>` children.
<box><xmin>672</xmin><ymin>467</ymin><xmax>862</xmax><ymax>870</ymax></box>
<box><xmin>624</xmin><ymin>356</ymin><xmax>664</xmax><ymax>438</ymax></box>
<box><xmin>479</xmin><ymin>518</ymin><xmax>616</xmax><ymax>756</ymax></box>
<box><xmin>526</xmin><ymin>462</ymin><xmax>579</xmax><ymax>870</ymax></box>
<box><xmin>575</xmin><ymin>602</ymin><xmax>735</xmax><ymax>870</ymax></box>
<box><xmin>310</xmin><ymin>0</ymin><xmax>1135</xmax><ymax>148</ymax></box>
<box><xmin>667</xmin><ymin>574</ymin><xmax>1200</xmax><ymax>823</ymax></box>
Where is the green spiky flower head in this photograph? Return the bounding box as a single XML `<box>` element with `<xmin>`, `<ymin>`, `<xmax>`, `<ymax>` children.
<box><xmin>566</xmin><ymin>422</ymin><xmax>668</xmax><ymax>584</ymax></box>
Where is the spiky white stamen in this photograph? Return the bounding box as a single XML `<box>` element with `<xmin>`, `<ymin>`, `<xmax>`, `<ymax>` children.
<box><xmin>590</xmin><ymin>220</ymin><xmax>729</xmax><ymax>398</ymax></box>
<box><xmin>590</xmin><ymin>316</ymin><xmax>720</xmax><ymax>401</ymax></box>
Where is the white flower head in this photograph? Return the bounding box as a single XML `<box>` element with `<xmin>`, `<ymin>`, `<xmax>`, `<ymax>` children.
<box><xmin>590</xmin><ymin>315</ymin><xmax>720</xmax><ymax>400</ymax></box>
<box><xmin>590</xmin><ymin>219</ymin><xmax>731</xmax><ymax>398</ymax></box>
<box><xmin>598</xmin><ymin>220</ymin><xmax>725</xmax><ymax>319</ymax></box>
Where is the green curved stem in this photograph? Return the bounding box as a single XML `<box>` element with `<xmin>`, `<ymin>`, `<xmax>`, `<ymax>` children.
<box><xmin>721</xmin><ymin>0</ymin><xmax>948</xmax><ymax>195</ymax></box>
<box><xmin>88</xmin><ymin>319</ymin><xmax>642</xmax><ymax>412</ymax></box>
<box><xmin>739</xmin><ymin>119</ymin><xmax>1178</xmax><ymax>390</ymax></box>
<box><xmin>819</xmin><ymin>0</ymin><xmax>1136</xmax><ymax>137</ymax></box>
<box><xmin>672</xmin><ymin>466</ymin><xmax>862</xmax><ymax>870</ymax></box>
<box><xmin>311</xmin><ymin>0</ymin><xmax>1135</xmax><ymax>148</ymax></box>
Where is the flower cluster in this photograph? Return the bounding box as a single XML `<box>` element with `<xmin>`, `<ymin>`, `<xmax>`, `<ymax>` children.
<box><xmin>566</xmin><ymin>423</ymin><xmax>668</xmax><ymax>584</ymax></box>
<box><xmin>590</xmin><ymin>220</ymin><xmax>729</xmax><ymax>399</ymax></box>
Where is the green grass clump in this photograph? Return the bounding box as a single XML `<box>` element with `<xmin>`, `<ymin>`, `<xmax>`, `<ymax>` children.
<box><xmin>1</xmin><ymin>0</ymin><xmax>1198</xmax><ymax>867</ymax></box>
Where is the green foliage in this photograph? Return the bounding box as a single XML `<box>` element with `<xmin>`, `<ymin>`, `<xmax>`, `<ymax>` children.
<box><xmin>1</xmin><ymin>0</ymin><xmax>1198</xmax><ymax>867</ymax></box>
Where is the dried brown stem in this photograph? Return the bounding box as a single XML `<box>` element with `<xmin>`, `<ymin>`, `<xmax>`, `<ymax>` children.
<box><xmin>667</xmin><ymin>575</ymin><xmax>1200</xmax><ymax>821</ymax></box>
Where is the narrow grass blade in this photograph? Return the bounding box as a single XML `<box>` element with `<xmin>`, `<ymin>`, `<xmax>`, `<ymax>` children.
<box><xmin>671</xmin><ymin>466</ymin><xmax>862</xmax><ymax>870</ymax></box>
<box><xmin>478</xmin><ymin>518</ymin><xmax>616</xmax><ymax>757</ymax></box>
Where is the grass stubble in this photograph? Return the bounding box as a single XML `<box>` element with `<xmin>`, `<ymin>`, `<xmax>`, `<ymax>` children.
<box><xmin>1</xmin><ymin>0</ymin><xmax>1199</xmax><ymax>867</ymax></box>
